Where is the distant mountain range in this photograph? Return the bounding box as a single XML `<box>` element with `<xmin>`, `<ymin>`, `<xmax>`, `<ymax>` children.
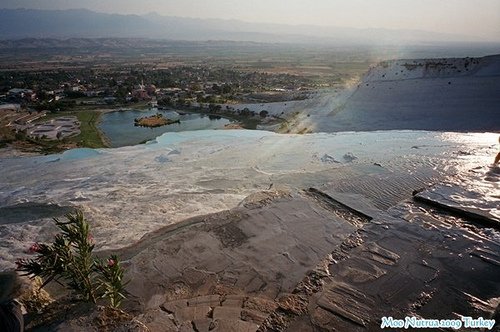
<box><xmin>0</xmin><ymin>8</ymin><xmax>486</xmax><ymax>45</ymax></box>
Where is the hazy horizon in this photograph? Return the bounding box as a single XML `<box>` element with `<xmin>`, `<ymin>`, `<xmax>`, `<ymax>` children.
<box><xmin>1</xmin><ymin>0</ymin><xmax>500</xmax><ymax>42</ymax></box>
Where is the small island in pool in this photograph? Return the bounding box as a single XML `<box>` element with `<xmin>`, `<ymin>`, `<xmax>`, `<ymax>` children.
<box><xmin>134</xmin><ymin>113</ymin><xmax>180</xmax><ymax>128</ymax></box>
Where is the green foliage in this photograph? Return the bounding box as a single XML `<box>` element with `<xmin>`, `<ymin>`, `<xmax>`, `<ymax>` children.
<box><xmin>95</xmin><ymin>255</ymin><xmax>127</xmax><ymax>308</ymax></box>
<box><xmin>16</xmin><ymin>211</ymin><xmax>127</xmax><ymax>308</ymax></box>
<box><xmin>70</xmin><ymin>110</ymin><xmax>107</xmax><ymax>148</ymax></box>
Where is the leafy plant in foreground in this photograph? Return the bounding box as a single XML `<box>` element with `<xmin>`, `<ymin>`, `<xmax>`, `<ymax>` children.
<box><xmin>16</xmin><ymin>210</ymin><xmax>127</xmax><ymax>308</ymax></box>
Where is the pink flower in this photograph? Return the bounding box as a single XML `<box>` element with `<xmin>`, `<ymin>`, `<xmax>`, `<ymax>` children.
<box><xmin>28</xmin><ymin>242</ymin><xmax>40</xmax><ymax>254</ymax></box>
<box><xmin>107</xmin><ymin>259</ymin><xmax>116</xmax><ymax>267</ymax></box>
<box><xmin>87</xmin><ymin>234</ymin><xmax>94</xmax><ymax>244</ymax></box>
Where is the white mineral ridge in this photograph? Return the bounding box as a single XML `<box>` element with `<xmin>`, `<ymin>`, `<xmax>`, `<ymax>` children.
<box><xmin>229</xmin><ymin>55</ymin><xmax>500</xmax><ymax>133</ymax></box>
<box><xmin>308</xmin><ymin>55</ymin><xmax>500</xmax><ymax>132</ymax></box>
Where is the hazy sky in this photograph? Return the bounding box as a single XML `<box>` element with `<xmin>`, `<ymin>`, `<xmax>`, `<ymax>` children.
<box><xmin>2</xmin><ymin>0</ymin><xmax>500</xmax><ymax>40</ymax></box>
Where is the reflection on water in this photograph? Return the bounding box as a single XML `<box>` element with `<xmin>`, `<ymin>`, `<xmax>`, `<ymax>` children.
<box><xmin>438</xmin><ymin>132</ymin><xmax>499</xmax><ymax>166</ymax></box>
<box><xmin>100</xmin><ymin>109</ymin><xmax>233</xmax><ymax>147</ymax></box>
<box><xmin>436</xmin><ymin>133</ymin><xmax>500</xmax><ymax>222</ymax></box>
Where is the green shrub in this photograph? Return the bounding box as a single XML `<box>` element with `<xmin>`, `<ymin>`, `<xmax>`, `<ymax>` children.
<box><xmin>16</xmin><ymin>211</ymin><xmax>127</xmax><ymax>308</ymax></box>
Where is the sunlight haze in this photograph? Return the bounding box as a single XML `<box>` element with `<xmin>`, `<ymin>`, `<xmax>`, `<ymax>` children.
<box><xmin>2</xmin><ymin>0</ymin><xmax>500</xmax><ymax>41</ymax></box>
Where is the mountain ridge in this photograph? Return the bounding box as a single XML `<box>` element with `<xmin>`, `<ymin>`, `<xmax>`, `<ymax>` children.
<box><xmin>0</xmin><ymin>8</ymin><xmax>483</xmax><ymax>45</ymax></box>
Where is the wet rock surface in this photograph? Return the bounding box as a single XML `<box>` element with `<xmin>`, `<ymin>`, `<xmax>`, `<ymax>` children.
<box><xmin>110</xmin><ymin>182</ymin><xmax>499</xmax><ymax>331</ymax></box>
<box><xmin>120</xmin><ymin>191</ymin><xmax>358</xmax><ymax>309</ymax></box>
<box><xmin>414</xmin><ymin>183</ymin><xmax>500</xmax><ymax>228</ymax></box>
<box><xmin>14</xmin><ymin>160</ymin><xmax>500</xmax><ymax>331</ymax></box>
<box><xmin>298</xmin><ymin>208</ymin><xmax>500</xmax><ymax>331</ymax></box>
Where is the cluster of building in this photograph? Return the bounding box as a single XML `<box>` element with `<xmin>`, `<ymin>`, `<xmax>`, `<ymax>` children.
<box><xmin>0</xmin><ymin>104</ymin><xmax>80</xmax><ymax>141</ymax></box>
<box><xmin>0</xmin><ymin>65</ymin><xmax>313</xmax><ymax>108</ymax></box>
<box><xmin>1</xmin><ymin>88</ymin><xmax>37</xmax><ymax>102</ymax></box>
<box><xmin>26</xmin><ymin>116</ymin><xmax>80</xmax><ymax>140</ymax></box>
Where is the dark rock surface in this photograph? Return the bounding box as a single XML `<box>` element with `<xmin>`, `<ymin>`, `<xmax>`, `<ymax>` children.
<box><xmin>20</xmin><ymin>161</ymin><xmax>500</xmax><ymax>331</ymax></box>
<box><xmin>101</xmin><ymin>184</ymin><xmax>500</xmax><ymax>331</ymax></box>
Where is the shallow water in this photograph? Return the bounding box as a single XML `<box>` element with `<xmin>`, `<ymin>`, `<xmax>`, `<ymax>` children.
<box><xmin>99</xmin><ymin>109</ymin><xmax>232</xmax><ymax>147</ymax></box>
<box><xmin>0</xmin><ymin>130</ymin><xmax>498</xmax><ymax>270</ymax></box>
